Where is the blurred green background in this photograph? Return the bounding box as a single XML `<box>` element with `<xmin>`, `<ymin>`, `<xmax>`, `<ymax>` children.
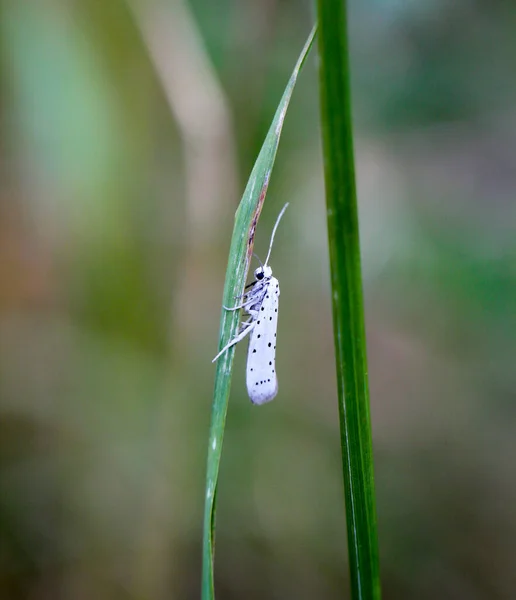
<box><xmin>1</xmin><ymin>0</ymin><xmax>515</xmax><ymax>598</ymax></box>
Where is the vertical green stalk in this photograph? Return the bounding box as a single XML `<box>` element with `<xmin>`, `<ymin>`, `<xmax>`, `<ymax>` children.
<box><xmin>317</xmin><ymin>1</ymin><xmax>381</xmax><ymax>598</ymax></box>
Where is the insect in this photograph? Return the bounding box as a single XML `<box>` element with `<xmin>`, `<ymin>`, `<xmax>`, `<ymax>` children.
<box><xmin>212</xmin><ymin>203</ymin><xmax>289</xmax><ymax>405</ymax></box>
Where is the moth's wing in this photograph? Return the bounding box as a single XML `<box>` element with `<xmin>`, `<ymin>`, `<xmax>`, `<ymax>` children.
<box><xmin>246</xmin><ymin>278</ymin><xmax>280</xmax><ymax>405</ymax></box>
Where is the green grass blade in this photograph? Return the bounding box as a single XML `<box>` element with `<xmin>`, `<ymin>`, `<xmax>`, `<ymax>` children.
<box><xmin>201</xmin><ymin>25</ymin><xmax>316</xmax><ymax>600</ymax></box>
<box><xmin>316</xmin><ymin>1</ymin><xmax>381</xmax><ymax>598</ymax></box>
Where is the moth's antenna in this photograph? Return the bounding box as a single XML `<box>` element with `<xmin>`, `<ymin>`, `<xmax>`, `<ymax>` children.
<box><xmin>264</xmin><ymin>203</ymin><xmax>289</xmax><ymax>266</ymax></box>
<box><xmin>253</xmin><ymin>252</ymin><xmax>264</xmax><ymax>268</ymax></box>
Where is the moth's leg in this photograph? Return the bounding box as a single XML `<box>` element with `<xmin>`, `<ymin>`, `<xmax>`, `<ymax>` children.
<box><xmin>232</xmin><ymin>290</ymin><xmax>248</xmax><ymax>301</ymax></box>
<box><xmin>238</xmin><ymin>278</ymin><xmax>268</xmax><ymax>297</ymax></box>
<box><xmin>233</xmin><ymin>284</ymin><xmax>253</xmax><ymax>299</ymax></box>
<box><xmin>231</xmin><ymin>279</ymin><xmax>265</xmax><ymax>301</ymax></box>
<box><xmin>245</xmin><ymin>307</ymin><xmax>260</xmax><ymax>319</ymax></box>
<box><xmin>224</xmin><ymin>290</ymin><xmax>265</xmax><ymax>311</ymax></box>
<box><xmin>212</xmin><ymin>321</ymin><xmax>256</xmax><ymax>363</ymax></box>
<box><xmin>223</xmin><ymin>301</ymin><xmax>250</xmax><ymax>311</ymax></box>
<box><xmin>238</xmin><ymin>317</ymin><xmax>253</xmax><ymax>332</ymax></box>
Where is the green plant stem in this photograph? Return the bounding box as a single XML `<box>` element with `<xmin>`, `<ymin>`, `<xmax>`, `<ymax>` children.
<box><xmin>316</xmin><ymin>1</ymin><xmax>381</xmax><ymax>598</ymax></box>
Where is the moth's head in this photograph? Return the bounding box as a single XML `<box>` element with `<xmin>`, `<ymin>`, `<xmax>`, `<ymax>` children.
<box><xmin>254</xmin><ymin>265</ymin><xmax>272</xmax><ymax>281</ymax></box>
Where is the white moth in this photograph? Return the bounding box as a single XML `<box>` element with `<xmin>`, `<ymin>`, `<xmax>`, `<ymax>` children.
<box><xmin>212</xmin><ymin>203</ymin><xmax>289</xmax><ymax>405</ymax></box>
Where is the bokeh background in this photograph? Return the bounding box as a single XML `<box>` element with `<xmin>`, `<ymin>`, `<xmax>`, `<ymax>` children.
<box><xmin>1</xmin><ymin>0</ymin><xmax>515</xmax><ymax>598</ymax></box>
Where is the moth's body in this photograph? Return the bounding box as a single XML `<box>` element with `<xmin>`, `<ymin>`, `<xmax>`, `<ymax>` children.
<box><xmin>212</xmin><ymin>203</ymin><xmax>288</xmax><ymax>405</ymax></box>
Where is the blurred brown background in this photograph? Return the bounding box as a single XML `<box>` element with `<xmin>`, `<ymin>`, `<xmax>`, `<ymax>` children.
<box><xmin>1</xmin><ymin>0</ymin><xmax>515</xmax><ymax>598</ymax></box>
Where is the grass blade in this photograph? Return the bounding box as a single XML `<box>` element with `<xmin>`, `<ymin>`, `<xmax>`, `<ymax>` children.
<box><xmin>316</xmin><ymin>1</ymin><xmax>381</xmax><ymax>598</ymax></box>
<box><xmin>201</xmin><ymin>25</ymin><xmax>316</xmax><ymax>600</ymax></box>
